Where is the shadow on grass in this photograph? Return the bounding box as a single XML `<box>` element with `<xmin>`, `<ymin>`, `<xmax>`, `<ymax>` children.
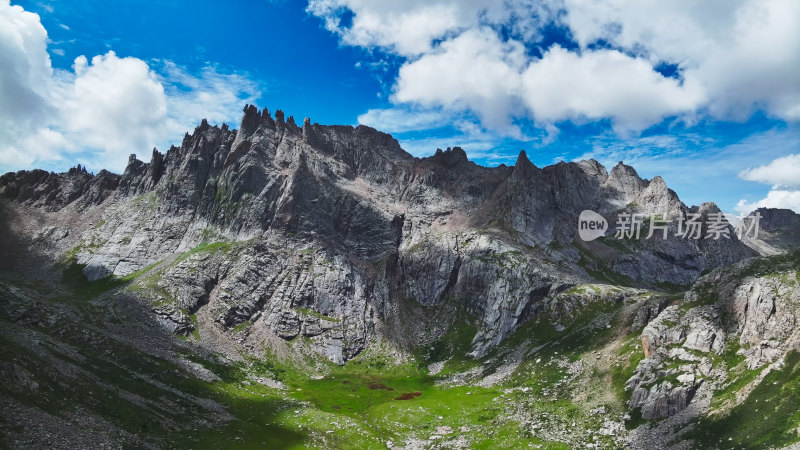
<box><xmin>0</xmin><ymin>279</ymin><xmax>306</xmax><ymax>449</ymax></box>
<box><xmin>689</xmin><ymin>350</ymin><xmax>800</xmax><ymax>449</ymax></box>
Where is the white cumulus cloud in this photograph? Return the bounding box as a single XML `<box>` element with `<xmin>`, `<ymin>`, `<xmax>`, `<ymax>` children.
<box><xmin>0</xmin><ymin>2</ymin><xmax>57</xmax><ymax>166</ymax></box>
<box><xmin>309</xmin><ymin>0</ymin><xmax>800</xmax><ymax>136</ymax></box>
<box><xmin>357</xmin><ymin>106</ymin><xmax>455</xmax><ymax>134</ymax></box>
<box><xmin>739</xmin><ymin>153</ymin><xmax>800</xmax><ymax>189</ymax></box>
<box><xmin>736</xmin><ymin>190</ymin><xmax>800</xmax><ymax>215</ymax></box>
<box><xmin>520</xmin><ymin>46</ymin><xmax>705</xmax><ymax>133</ymax></box>
<box><xmin>306</xmin><ymin>0</ymin><xmax>555</xmax><ymax>57</ymax></box>
<box><xmin>56</xmin><ymin>52</ymin><xmax>169</xmax><ymax>164</ymax></box>
<box><xmin>0</xmin><ymin>1</ymin><xmax>261</xmax><ymax>173</ymax></box>
<box><xmin>393</xmin><ymin>28</ymin><xmax>527</xmax><ymax>135</ymax></box>
<box><xmin>560</xmin><ymin>0</ymin><xmax>800</xmax><ymax>122</ymax></box>
<box><xmin>737</xmin><ymin>152</ymin><xmax>800</xmax><ymax>215</ymax></box>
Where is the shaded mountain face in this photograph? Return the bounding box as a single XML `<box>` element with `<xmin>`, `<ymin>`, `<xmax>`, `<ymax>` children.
<box><xmin>0</xmin><ymin>105</ymin><xmax>757</xmax><ymax>363</ymax></box>
<box><xmin>756</xmin><ymin>207</ymin><xmax>800</xmax><ymax>250</ymax></box>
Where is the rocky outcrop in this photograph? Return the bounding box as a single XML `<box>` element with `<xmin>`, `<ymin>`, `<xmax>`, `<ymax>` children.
<box><xmin>627</xmin><ymin>252</ymin><xmax>800</xmax><ymax>420</ymax></box>
<box><xmin>152</xmin><ymin>305</ymin><xmax>194</xmax><ymax>336</ymax></box>
<box><xmin>626</xmin><ymin>304</ymin><xmax>725</xmax><ymax>419</ymax></box>
<box><xmin>630</xmin><ymin>295</ymin><xmax>671</xmax><ymax>330</ymax></box>
<box><xmin>715</xmin><ymin>255</ymin><xmax>800</xmax><ymax>367</ymax></box>
<box><xmin>625</xmin><ymin>306</ymin><xmax>724</xmax><ymax>420</ymax></box>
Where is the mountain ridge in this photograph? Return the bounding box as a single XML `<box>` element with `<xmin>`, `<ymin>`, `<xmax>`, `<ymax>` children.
<box><xmin>2</xmin><ymin>105</ymin><xmax>800</xmax><ymax>448</ymax></box>
<box><xmin>0</xmin><ymin>104</ymin><xmax>758</xmax><ymax>363</ymax></box>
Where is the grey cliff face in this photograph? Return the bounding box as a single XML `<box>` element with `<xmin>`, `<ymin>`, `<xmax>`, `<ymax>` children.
<box><xmin>0</xmin><ymin>105</ymin><xmax>758</xmax><ymax>364</ymax></box>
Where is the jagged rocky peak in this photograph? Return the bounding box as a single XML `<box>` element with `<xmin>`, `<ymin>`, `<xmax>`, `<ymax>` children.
<box><xmin>609</xmin><ymin>160</ymin><xmax>643</xmax><ymax>181</ymax></box>
<box><xmin>511</xmin><ymin>149</ymin><xmax>538</xmax><ymax>178</ymax></box>
<box><xmin>240</xmin><ymin>104</ymin><xmax>261</xmax><ymax>133</ymax></box>
<box><xmin>693</xmin><ymin>201</ymin><xmax>722</xmax><ymax>215</ymax></box>
<box><xmin>576</xmin><ymin>158</ymin><xmax>608</xmax><ymax>179</ymax></box>
<box><xmin>302</xmin><ymin>117</ymin><xmax>318</xmax><ymax>146</ymax></box>
<box><xmin>67</xmin><ymin>164</ymin><xmax>88</xmax><ymax>175</ymax></box>
<box><xmin>604</xmin><ymin>160</ymin><xmax>647</xmax><ymax>202</ymax></box>
<box><xmin>0</xmin><ymin>165</ymin><xmax>119</xmax><ymax>211</ymax></box>
<box><xmin>637</xmin><ymin>175</ymin><xmax>684</xmax><ymax>216</ymax></box>
<box><xmin>193</xmin><ymin>118</ymin><xmax>212</xmax><ymax>134</ymax></box>
<box><xmin>238</xmin><ymin>104</ymin><xmax>269</xmax><ymax>134</ymax></box>
<box><xmin>150</xmin><ymin>148</ymin><xmax>165</xmax><ymax>182</ymax></box>
<box><xmin>429</xmin><ymin>146</ymin><xmax>468</xmax><ymax>167</ymax></box>
<box><xmin>610</xmin><ymin>160</ymin><xmax>639</xmax><ymax>176</ymax></box>
<box><xmin>515</xmin><ymin>149</ymin><xmax>533</xmax><ymax>167</ymax></box>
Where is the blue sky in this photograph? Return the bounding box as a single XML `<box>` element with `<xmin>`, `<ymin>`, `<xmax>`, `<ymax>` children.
<box><xmin>1</xmin><ymin>0</ymin><xmax>799</xmax><ymax>214</ymax></box>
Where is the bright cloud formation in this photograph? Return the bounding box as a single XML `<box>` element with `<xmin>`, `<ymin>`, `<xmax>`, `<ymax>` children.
<box><xmin>393</xmin><ymin>28</ymin><xmax>528</xmax><ymax>134</ymax></box>
<box><xmin>308</xmin><ymin>0</ymin><xmax>800</xmax><ymax>135</ymax></box>
<box><xmin>736</xmin><ymin>190</ymin><xmax>800</xmax><ymax>216</ymax></box>
<box><xmin>306</xmin><ymin>0</ymin><xmax>554</xmax><ymax>57</ymax></box>
<box><xmin>520</xmin><ymin>46</ymin><xmax>705</xmax><ymax>133</ymax></box>
<box><xmin>357</xmin><ymin>107</ymin><xmax>454</xmax><ymax>134</ymax></box>
<box><xmin>561</xmin><ymin>0</ymin><xmax>800</xmax><ymax>122</ymax></box>
<box><xmin>737</xmin><ymin>153</ymin><xmax>800</xmax><ymax>215</ymax></box>
<box><xmin>739</xmin><ymin>153</ymin><xmax>800</xmax><ymax>189</ymax></box>
<box><xmin>58</xmin><ymin>52</ymin><xmax>169</xmax><ymax>161</ymax></box>
<box><xmin>0</xmin><ymin>1</ymin><xmax>260</xmax><ymax>172</ymax></box>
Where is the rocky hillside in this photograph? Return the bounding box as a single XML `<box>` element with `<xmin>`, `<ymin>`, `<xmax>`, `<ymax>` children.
<box><xmin>626</xmin><ymin>251</ymin><xmax>800</xmax><ymax>448</ymax></box>
<box><xmin>1</xmin><ymin>106</ymin><xmax>798</xmax><ymax>449</ymax></box>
